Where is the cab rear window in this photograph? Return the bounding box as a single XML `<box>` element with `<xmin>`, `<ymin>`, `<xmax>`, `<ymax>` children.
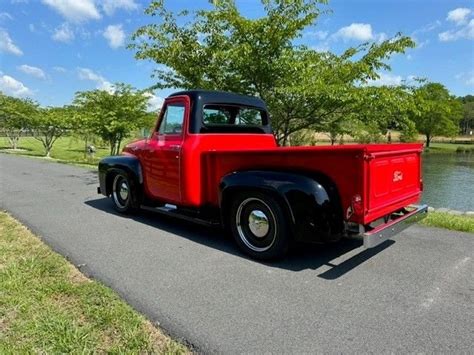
<box><xmin>203</xmin><ymin>105</ymin><xmax>266</xmax><ymax>127</ymax></box>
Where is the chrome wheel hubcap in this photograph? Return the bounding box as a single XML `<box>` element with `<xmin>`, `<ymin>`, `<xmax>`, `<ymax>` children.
<box><xmin>236</xmin><ymin>197</ymin><xmax>276</xmax><ymax>252</ymax></box>
<box><xmin>119</xmin><ymin>181</ymin><xmax>129</xmax><ymax>201</ymax></box>
<box><xmin>248</xmin><ymin>210</ymin><xmax>269</xmax><ymax>238</ymax></box>
<box><xmin>113</xmin><ymin>175</ymin><xmax>129</xmax><ymax>209</ymax></box>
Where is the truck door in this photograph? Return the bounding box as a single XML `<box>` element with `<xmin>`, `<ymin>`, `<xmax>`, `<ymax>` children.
<box><xmin>143</xmin><ymin>96</ymin><xmax>189</xmax><ymax>203</ymax></box>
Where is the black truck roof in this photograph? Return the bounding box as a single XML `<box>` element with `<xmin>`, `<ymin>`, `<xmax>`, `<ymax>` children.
<box><xmin>169</xmin><ymin>90</ymin><xmax>267</xmax><ymax>111</ymax></box>
<box><xmin>168</xmin><ymin>90</ymin><xmax>272</xmax><ymax>134</ymax></box>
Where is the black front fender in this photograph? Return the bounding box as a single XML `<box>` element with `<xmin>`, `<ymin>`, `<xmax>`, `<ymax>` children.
<box><xmin>219</xmin><ymin>170</ymin><xmax>343</xmax><ymax>243</ymax></box>
<box><xmin>98</xmin><ymin>155</ymin><xmax>143</xmax><ymax>198</ymax></box>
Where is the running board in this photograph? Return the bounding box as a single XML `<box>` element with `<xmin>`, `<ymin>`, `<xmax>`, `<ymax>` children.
<box><xmin>141</xmin><ymin>205</ymin><xmax>221</xmax><ymax>227</ymax></box>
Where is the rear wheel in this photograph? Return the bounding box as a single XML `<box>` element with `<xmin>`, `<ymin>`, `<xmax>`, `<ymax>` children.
<box><xmin>229</xmin><ymin>192</ymin><xmax>290</xmax><ymax>260</ymax></box>
<box><xmin>111</xmin><ymin>172</ymin><xmax>135</xmax><ymax>213</ymax></box>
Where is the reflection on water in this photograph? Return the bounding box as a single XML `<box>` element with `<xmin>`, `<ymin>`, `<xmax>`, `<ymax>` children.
<box><xmin>422</xmin><ymin>153</ymin><xmax>474</xmax><ymax>211</ymax></box>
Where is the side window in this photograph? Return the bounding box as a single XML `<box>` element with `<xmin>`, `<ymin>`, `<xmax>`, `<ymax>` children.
<box><xmin>158</xmin><ymin>103</ymin><xmax>185</xmax><ymax>134</ymax></box>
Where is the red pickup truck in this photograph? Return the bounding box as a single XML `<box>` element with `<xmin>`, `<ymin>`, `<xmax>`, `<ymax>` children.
<box><xmin>98</xmin><ymin>90</ymin><xmax>427</xmax><ymax>260</ymax></box>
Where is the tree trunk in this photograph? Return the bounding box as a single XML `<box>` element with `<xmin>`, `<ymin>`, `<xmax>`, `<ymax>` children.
<box><xmin>116</xmin><ymin>136</ymin><xmax>123</xmax><ymax>155</ymax></box>
<box><xmin>84</xmin><ymin>136</ymin><xmax>88</xmax><ymax>159</ymax></box>
<box><xmin>425</xmin><ymin>134</ymin><xmax>431</xmax><ymax>148</ymax></box>
<box><xmin>6</xmin><ymin>133</ymin><xmax>20</xmax><ymax>150</ymax></box>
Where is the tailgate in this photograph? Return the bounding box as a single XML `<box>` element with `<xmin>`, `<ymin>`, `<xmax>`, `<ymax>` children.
<box><xmin>364</xmin><ymin>148</ymin><xmax>423</xmax><ymax>223</ymax></box>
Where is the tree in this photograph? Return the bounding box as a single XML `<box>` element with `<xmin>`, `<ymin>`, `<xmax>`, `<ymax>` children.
<box><xmin>71</xmin><ymin>106</ymin><xmax>101</xmax><ymax>159</ymax></box>
<box><xmin>130</xmin><ymin>0</ymin><xmax>415</xmax><ymax>145</ymax></box>
<box><xmin>74</xmin><ymin>84</ymin><xmax>149</xmax><ymax>155</ymax></box>
<box><xmin>410</xmin><ymin>83</ymin><xmax>463</xmax><ymax>147</ymax></box>
<box><xmin>0</xmin><ymin>92</ymin><xmax>38</xmax><ymax>149</ymax></box>
<box><xmin>30</xmin><ymin>106</ymin><xmax>73</xmax><ymax>157</ymax></box>
<box><xmin>349</xmin><ymin>85</ymin><xmax>418</xmax><ymax>143</ymax></box>
<box><xmin>459</xmin><ymin>95</ymin><xmax>474</xmax><ymax>135</ymax></box>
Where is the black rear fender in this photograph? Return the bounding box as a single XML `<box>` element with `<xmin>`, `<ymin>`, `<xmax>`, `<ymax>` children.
<box><xmin>219</xmin><ymin>170</ymin><xmax>343</xmax><ymax>243</ymax></box>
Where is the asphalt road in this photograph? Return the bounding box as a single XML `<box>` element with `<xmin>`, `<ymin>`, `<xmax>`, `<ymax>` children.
<box><xmin>1</xmin><ymin>153</ymin><xmax>473</xmax><ymax>353</ymax></box>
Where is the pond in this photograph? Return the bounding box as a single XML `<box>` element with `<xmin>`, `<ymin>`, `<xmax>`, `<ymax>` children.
<box><xmin>422</xmin><ymin>153</ymin><xmax>474</xmax><ymax>211</ymax></box>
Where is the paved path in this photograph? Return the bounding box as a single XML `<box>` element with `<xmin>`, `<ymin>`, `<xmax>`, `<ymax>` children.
<box><xmin>1</xmin><ymin>154</ymin><xmax>473</xmax><ymax>353</ymax></box>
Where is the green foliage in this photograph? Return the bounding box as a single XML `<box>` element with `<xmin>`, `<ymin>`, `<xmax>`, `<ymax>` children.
<box><xmin>0</xmin><ymin>92</ymin><xmax>38</xmax><ymax>149</ymax></box>
<box><xmin>131</xmin><ymin>0</ymin><xmax>415</xmax><ymax>145</ymax></box>
<box><xmin>289</xmin><ymin>129</ymin><xmax>317</xmax><ymax>146</ymax></box>
<box><xmin>410</xmin><ymin>83</ymin><xmax>463</xmax><ymax>147</ymax></box>
<box><xmin>73</xmin><ymin>84</ymin><xmax>150</xmax><ymax>155</ymax></box>
<box><xmin>458</xmin><ymin>95</ymin><xmax>474</xmax><ymax>135</ymax></box>
<box><xmin>30</xmin><ymin>106</ymin><xmax>74</xmax><ymax>157</ymax></box>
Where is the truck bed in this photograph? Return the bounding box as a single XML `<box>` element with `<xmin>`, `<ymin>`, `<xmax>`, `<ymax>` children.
<box><xmin>201</xmin><ymin>143</ymin><xmax>423</xmax><ymax>224</ymax></box>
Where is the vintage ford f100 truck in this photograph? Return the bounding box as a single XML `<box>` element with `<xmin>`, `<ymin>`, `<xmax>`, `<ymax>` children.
<box><xmin>98</xmin><ymin>90</ymin><xmax>427</xmax><ymax>259</ymax></box>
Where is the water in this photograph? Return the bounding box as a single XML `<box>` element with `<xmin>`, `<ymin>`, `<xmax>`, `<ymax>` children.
<box><xmin>422</xmin><ymin>153</ymin><xmax>474</xmax><ymax>211</ymax></box>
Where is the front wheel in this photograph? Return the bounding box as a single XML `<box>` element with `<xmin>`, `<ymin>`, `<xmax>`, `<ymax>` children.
<box><xmin>229</xmin><ymin>192</ymin><xmax>290</xmax><ymax>260</ymax></box>
<box><xmin>111</xmin><ymin>172</ymin><xmax>135</xmax><ymax>213</ymax></box>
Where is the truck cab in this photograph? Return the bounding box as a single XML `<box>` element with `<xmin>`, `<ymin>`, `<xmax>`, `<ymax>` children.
<box><xmin>98</xmin><ymin>90</ymin><xmax>427</xmax><ymax>260</ymax></box>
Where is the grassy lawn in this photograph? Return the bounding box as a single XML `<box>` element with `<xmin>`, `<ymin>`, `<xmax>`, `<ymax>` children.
<box><xmin>425</xmin><ymin>142</ymin><xmax>474</xmax><ymax>153</ymax></box>
<box><xmin>0</xmin><ymin>137</ymin><xmax>114</xmax><ymax>167</ymax></box>
<box><xmin>421</xmin><ymin>212</ymin><xmax>474</xmax><ymax>234</ymax></box>
<box><xmin>1</xmin><ymin>136</ymin><xmax>472</xmax><ymax>167</ymax></box>
<box><xmin>0</xmin><ymin>212</ymin><xmax>188</xmax><ymax>354</ymax></box>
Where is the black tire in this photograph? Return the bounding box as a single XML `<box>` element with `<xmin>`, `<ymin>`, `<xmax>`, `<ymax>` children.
<box><xmin>229</xmin><ymin>191</ymin><xmax>290</xmax><ymax>260</ymax></box>
<box><xmin>111</xmin><ymin>171</ymin><xmax>136</xmax><ymax>214</ymax></box>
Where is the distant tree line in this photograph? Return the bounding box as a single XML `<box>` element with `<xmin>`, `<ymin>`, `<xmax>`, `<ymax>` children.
<box><xmin>0</xmin><ymin>85</ymin><xmax>155</xmax><ymax>157</ymax></box>
<box><xmin>0</xmin><ymin>0</ymin><xmax>471</xmax><ymax>156</ymax></box>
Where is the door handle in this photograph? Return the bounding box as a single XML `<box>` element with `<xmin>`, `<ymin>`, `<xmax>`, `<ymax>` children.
<box><xmin>169</xmin><ymin>144</ymin><xmax>181</xmax><ymax>150</ymax></box>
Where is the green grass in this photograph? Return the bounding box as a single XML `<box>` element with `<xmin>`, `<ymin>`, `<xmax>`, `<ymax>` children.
<box><xmin>0</xmin><ymin>137</ymin><xmax>114</xmax><ymax>167</ymax></box>
<box><xmin>425</xmin><ymin>142</ymin><xmax>474</xmax><ymax>154</ymax></box>
<box><xmin>421</xmin><ymin>212</ymin><xmax>474</xmax><ymax>234</ymax></box>
<box><xmin>0</xmin><ymin>212</ymin><xmax>188</xmax><ymax>354</ymax></box>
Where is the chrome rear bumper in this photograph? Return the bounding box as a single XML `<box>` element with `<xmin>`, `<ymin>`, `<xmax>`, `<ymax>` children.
<box><xmin>362</xmin><ymin>204</ymin><xmax>428</xmax><ymax>248</ymax></box>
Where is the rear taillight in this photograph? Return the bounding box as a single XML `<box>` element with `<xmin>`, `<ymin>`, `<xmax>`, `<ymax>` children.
<box><xmin>352</xmin><ymin>194</ymin><xmax>364</xmax><ymax>215</ymax></box>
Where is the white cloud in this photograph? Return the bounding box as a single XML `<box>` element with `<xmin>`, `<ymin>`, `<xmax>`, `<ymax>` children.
<box><xmin>53</xmin><ymin>66</ymin><xmax>67</xmax><ymax>73</ymax></box>
<box><xmin>0</xmin><ymin>74</ymin><xmax>32</xmax><ymax>97</ymax></box>
<box><xmin>0</xmin><ymin>12</ymin><xmax>13</xmax><ymax>21</ymax></box>
<box><xmin>18</xmin><ymin>64</ymin><xmax>46</xmax><ymax>79</ymax></box>
<box><xmin>467</xmin><ymin>74</ymin><xmax>474</xmax><ymax>86</ymax></box>
<box><xmin>0</xmin><ymin>28</ymin><xmax>23</xmax><ymax>56</ymax></box>
<box><xmin>333</xmin><ymin>23</ymin><xmax>374</xmax><ymax>41</ymax></box>
<box><xmin>439</xmin><ymin>19</ymin><xmax>474</xmax><ymax>41</ymax></box>
<box><xmin>41</xmin><ymin>0</ymin><xmax>100</xmax><ymax>23</ymax></box>
<box><xmin>447</xmin><ymin>8</ymin><xmax>472</xmax><ymax>25</ymax></box>
<box><xmin>52</xmin><ymin>23</ymin><xmax>74</xmax><ymax>43</ymax></box>
<box><xmin>77</xmin><ymin>67</ymin><xmax>113</xmax><ymax>92</ymax></box>
<box><xmin>102</xmin><ymin>0</ymin><xmax>138</xmax><ymax>16</ymax></box>
<box><xmin>144</xmin><ymin>92</ymin><xmax>164</xmax><ymax>112</ymax></box>
<box><xmin>103</xmin><ymin>24</ymin><xmax>125</xmax><ymax>49</ymax></box>
<box><xmin>456</xmin><ymin>71</ymin><xmax>474</xmax><ymax>86</ymax></box>
<box><xmin>305</xmin><ymin>30</ymin><xmax>328</xmax><ymax>40</ymax></box>
<box><xmin>415</xmin><ymin>20</ymin><xmax>442</xmax><ymax>34</ymax></box>
<box><xmin>367</xmin><ymin>73</ymin><xmax>403</xmax><ymax>87</ymax></box>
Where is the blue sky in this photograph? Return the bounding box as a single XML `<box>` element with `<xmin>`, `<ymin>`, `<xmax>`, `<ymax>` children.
<box><xmin>0</xmin><ymin>0</ymin><xmax>473</xmax><ymax>110</ymax></box>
